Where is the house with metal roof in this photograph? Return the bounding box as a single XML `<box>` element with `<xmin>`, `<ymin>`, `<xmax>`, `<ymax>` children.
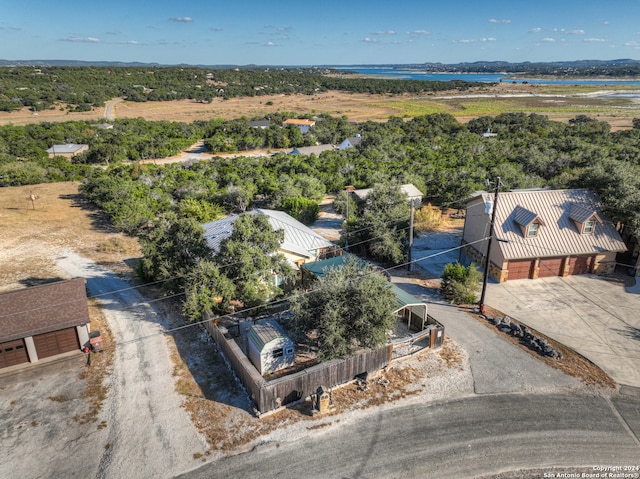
<box><xmin>203</xmin><ymin>209</ymin><xmax>337</xmax><ymax>269</ymax></box>
<box><xmin>282</xmin><ymin>118</ymin><xmax>315</xmax><ymax>133</ymax></box>
<box><xmin>248</xmin><ymin>119</ymin><xmax>271</xmax><ymax>129</ymax></box>
<box><xmin>0</xmin><ymin>278</ymin><xmax>90</xmax><ymax>369</ymax></box>
<box><xmin>46</xmin><ymin>143</ymin><xmax>89</xmax><ymax>158</ymax></box>
<box><xmin>289</xmin><ymin>144</ymin><xmax>335</xmax><ymax>156</ymax></box>
<box><xmin>352</xmin><ymin>183</ymin><xmax>423</xmax><ymax>205</ymax></box>
<box><xmin>247</xmin><ymin>319</ymin><xmax>295</xmax><ymax>375</ymax></box>
<box><xmin>460</xmin><ymin>188</ymin><xmax>627</xmax><ymax>282</ymax></box>
<box><xmin>337</xmin><ymin>134</ymin><xmax>363</xmax><ymax>150</ymax></box>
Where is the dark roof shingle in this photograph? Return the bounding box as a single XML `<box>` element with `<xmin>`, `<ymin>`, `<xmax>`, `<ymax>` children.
<box><xmin>0</xmin><ymin>278</ymin><xmax>90</xmax><ymax>343</ymax></box>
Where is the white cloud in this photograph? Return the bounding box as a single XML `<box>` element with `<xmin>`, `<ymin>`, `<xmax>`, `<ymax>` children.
<box><xmin>624</xmin><ymin>40</ymin><xmax>640</xmax><ymax>47</ymax></box>
<box><xmin>211</xmin><ymin>27</ymin><xmax>223</xmax><ymax>32</ymax></box>
<box><xmin>529</xmin><ymin>27</ymin><xmax>543</xmax><ymax>33</ymax></box>
<box><xmin>455</xmin><ymin>39</ymin><xmax>477</xmax><ymax>44</ymax></box>
<box><xmin>263</xmin><ymin>41</ymin><xmax>279</xmax><ymax>47</ymax></box>
<box><xmin>481</xmin><ymin>37</ymin><xmax>497</xmax><ymax>42</ymax></box>
<box><xmin>584</xmin><ymin>38</ymin><xmax>606</xmax><ymax>43</ymax></box>
<box><xmin>61</xmin><ymin>36</ymin><xmax>101</xmax><ymax>43</ymax></box>
<box><xmin>363</xmin><ymin>37</ymin><xmax>378</xmax><ymax>43</ymax></box>
<box><xmin>373</xmin><ymin>30</ymin><xmax>396</xmax><ymax>35</ymax></box>
<box><xmin>407</xmin><ymin>30</ymin><xmax>431</xmax><ymax>36</ymax></box>
<box><xmin>542</xmin><ymin>37</ymin><xmax>556</xmax><ymax>43</ymax></box>
<box><xmin>488</xmin><ymin>19</ymin><xmax>511</xmax><ymax>24</ymax></box>
<box><xmin>170</xmin><ymin>17</ymin><xmax>192</xmax><ymax>23</ymax></box>
<box><xmin>568</xmin><ymin>29</ymin><xmax>585</xmax><ymax>35</ymax></box>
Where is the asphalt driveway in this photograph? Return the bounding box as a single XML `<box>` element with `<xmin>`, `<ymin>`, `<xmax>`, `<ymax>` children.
<box><xmin>486</xmin><ymin>274</ymin><xmax>640</xmax><ymax>388</ymax></box>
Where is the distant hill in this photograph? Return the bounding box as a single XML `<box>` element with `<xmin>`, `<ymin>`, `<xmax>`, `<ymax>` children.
<box><xmin>2</xmin><ymin>58</ymin><xmax>639</xmax><ymax>73</ymax></box>
<box><xmin>332</xmin><ymin>59</ymin><xmax>640</xmax><ymax>77</ymax></box>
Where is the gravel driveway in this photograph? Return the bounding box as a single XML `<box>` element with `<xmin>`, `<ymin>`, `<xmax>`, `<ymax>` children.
<box><xmin>55</xmin><ymin>251</ymin><xmax>207</xmax><ymax>478</ymax></box>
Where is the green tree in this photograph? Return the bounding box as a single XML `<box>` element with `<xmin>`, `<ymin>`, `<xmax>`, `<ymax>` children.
<box><xmin>440</xmin><ymin>262</ymin><xmax>481</xmax><ymax>304</ymax></box>
<box><xmin>343</xmin><ymin>183</ymin><xmax>410</xmax><ymax>265</ymax></box>
<box><xmin>138</xmin><ymin>213</ymin><xmax>212</xmax><ymax>293</ymax></box>
<box><xmin>281</xmin><ymin>196</ymin><xmax>319</xmax><ymax>224</ymax></box>
<box><xmin>289</xmin><ymin>257</ymin><xmax>396</xmax><ymax>360</ymax></box>
<box><xmin>182</xmin><ymin>260</ymin><xmax>235</xmax><ymax>321</ymax></box>
<box><xmin>214</xmin><ymin>213</ymin><xmax>294</xmax><ymax>308</ymax></box>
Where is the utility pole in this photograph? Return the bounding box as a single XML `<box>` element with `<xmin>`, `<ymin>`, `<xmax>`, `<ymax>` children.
<box><xmin>479</xmin><ymin>177</ymin><xmax>501</xmax><ymax>315</ymax></box>
<box><xmin>344</xmin><ymin>186</ymin><xmax>354</xmax><ymax>251</ymax></box>
<box><xmin>408</xmin><ymin>198</ymin><xmax>415</xmax><ymax>271</ymax></box>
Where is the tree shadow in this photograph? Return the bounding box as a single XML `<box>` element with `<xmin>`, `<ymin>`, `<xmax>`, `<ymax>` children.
<box><xmin>18</xmin><ymin>276</ymin><xmax>67</xmax><ymax>288</ymax></box>
<box><xmin>58</xmin><ymin>193</ymin><xmax>120</xmax><ymax>234</ymax></box>
<box><xmin>613</xmin><ymin>327</ymin><xmax>640</xmax><ymax>342</ymax></box>
<box><xmin>165</xmin><ymin>319</ymin><xmax>253</xmax><ymax>410</ymax></box>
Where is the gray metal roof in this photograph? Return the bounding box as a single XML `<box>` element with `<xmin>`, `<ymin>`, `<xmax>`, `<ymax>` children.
<box><xmin>289</xmin><ymin>144</ymin><xmax>335</xmax><ymax>156</ymax></box>
<box><xmin>513</xmin><ymin>205</ymin><xmax>544</xmax><ymax>227</ymax></box>
<box><xmin>247</xmin><ymin>319</ymin><xmax>290</xmax><ymax>351</ymax></box>
<box><xmin>203</xmin><ymin>209</ymin><xmax>334</xmax><ymax>259</ymax></box>
<box><xmin>46</xmin><ymin>143</ymin><xmax>88</xmax><ymax>154</ymax></box>
<box><xmin>569</xmin><ymin>204</ymin><xmax>601</xmax><ymax>224</ymax></box>
<box><xmin>474</xmin><ymin>189</ymin><xmax>626</xmax><ymax>260</ymax></box>
<box><xmin>353</xmin><ymin>184</ymin><xmax>423</xmax><ymax>202</ymax></box>
<box><xmin>248</xmin><ymin>120</ymin><xmax>271</xmax><ymax>128</ymax></box>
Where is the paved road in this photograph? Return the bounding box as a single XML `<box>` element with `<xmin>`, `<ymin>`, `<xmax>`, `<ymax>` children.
<box><xmin>179</xmin><ymin>393</ymin><xmax>640</xmax><ymax>479</ymax></box>
<box><xmin>104</xmin><ymin>97</ymin><xmax>124</xmax><ymax>120</ymax></box>
<box><xmin>391</xmin><ymin>278</ymin><xmax>581</xmax><ymax>395</ymax></box>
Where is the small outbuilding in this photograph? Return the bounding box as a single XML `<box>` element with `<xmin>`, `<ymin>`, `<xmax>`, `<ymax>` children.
<box><xmin>0</xmin><ymin>278</ymin><xmax>90</xmax><ymax>369</ymax></box>
<box><xmin>46</xmin><ymin>143</ymin><xmax>89</xmax><ymax>159</ymax></box>
<box><xmin>247</xmin><ymin>319</ymin><xmax>295</xmax><ymax>375</ymax></box>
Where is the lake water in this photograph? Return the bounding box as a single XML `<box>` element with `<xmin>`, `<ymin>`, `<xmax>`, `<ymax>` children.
<box><xmin>335</xmin><ymin>67</ymin><xmax>640</xmax><ymax>86</ymax></box>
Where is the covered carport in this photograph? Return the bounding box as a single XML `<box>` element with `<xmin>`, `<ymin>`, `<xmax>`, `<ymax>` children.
<box><xmin>390</xmin><ymin>283</ymin><xmax>428</xmax><ymax>332</ymax></box>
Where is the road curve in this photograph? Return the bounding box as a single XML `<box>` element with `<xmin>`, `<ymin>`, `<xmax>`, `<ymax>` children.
<box><xmin>179</xmin><ymin>393</ymin><xmax>640</xmax><ymax>479</ymax></box>
<box><xmin>104</xmin><ymin>97</ymin><xmax>124</xmax><ymax>120</ymax></box>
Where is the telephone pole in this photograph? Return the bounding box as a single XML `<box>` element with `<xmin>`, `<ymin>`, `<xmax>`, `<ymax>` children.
<box><xmin>407</xmin><ymin>198</ymin><xmax>416</xmax><ymax>271</ymax></box>
<box><xmin>479</xmin><ymin>177</ymin><xmax>501</xmax><ymax>315</ymax></box>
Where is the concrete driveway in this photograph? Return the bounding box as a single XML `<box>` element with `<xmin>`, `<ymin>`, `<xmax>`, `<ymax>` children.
<box><xmin>487</xmin><ymin>274</ymin><xmax>640</xmax><ymax>388</ymax></box>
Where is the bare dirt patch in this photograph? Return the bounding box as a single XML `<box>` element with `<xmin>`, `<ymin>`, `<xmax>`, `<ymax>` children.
<box><xmin>0</xmin><ymin>182</ymin><xmax>140</xmax><ymax>291</ymax></box>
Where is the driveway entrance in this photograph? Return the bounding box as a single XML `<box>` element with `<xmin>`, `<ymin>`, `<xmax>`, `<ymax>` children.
<box><xmin>487</xmin><ymin>275</ymin><xmax>640</xmax><ymax>388</ymax></box>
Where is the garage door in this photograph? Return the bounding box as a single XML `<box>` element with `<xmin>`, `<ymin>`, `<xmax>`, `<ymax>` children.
<box><xmin>568</xmin><ymin>255</ymin><xmax>594</xmax><ymax>276</ymax></box>
<box><xmin>33</xmin><ymin>328</ymin><xmax>79</xmax><ymax>359</ymax></box>
<box><xmin>538</xmin><ymin>257</ymin><xmax>564</xmax><ymax>278</ymax></box>
<box><xmin>508</xmin><ymin>259</ymin><xmax>533</xmax><ymax>280</ymax></box>
<box><xmin>0</xmin><ymin>339</ymin><xmax>29</xmax><ymax>369</ymax></box>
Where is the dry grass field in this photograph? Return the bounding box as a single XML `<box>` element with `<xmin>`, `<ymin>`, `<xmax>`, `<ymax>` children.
<box><xmin>1</xmin><ymin>82</ymin><xmax>639</xmax><ymax>130</ymax></box>
<box><xmin>0</xmin><ymin>182</ymin><xmax>140</xmax><ymax>292</ymax></box>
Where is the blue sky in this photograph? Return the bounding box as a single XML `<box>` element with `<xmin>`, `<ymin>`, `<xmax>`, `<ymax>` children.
<box><xmin>2</xmin><ymin>0</ymin><xmax>640</xmax><ymax>65</ymax></box>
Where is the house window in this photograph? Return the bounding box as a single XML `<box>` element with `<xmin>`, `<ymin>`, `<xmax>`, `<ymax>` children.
<box><xmin>583</xmin><ymin>219</ymin><xmax>595</xmax><ymax>234</ymax></box>
<box><xmin>272</xmin><ymin>348</ymin><xmax>284</xmax><ymax>358</ymax></box>
<box><xmin>527</xmin><ymin>223</ymin><xmax>540</xmax><ymax>237</ymax></box>
<box><xmin>285</xmin><ymin>347</ymin><xmax>294</xmax><ymax>355</ymax></box>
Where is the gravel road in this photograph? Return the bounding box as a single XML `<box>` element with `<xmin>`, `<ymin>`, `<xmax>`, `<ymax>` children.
<box><xmin>56</xmin><ymin>250</ymin><xmax>207</xmax><ymax>478</ymax></box>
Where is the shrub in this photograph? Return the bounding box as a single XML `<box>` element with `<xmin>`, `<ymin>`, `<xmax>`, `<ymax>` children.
<box><xmin>440</xmin><ymin>262</ymin><xmax>481</xmax><ymax>304</ymax></box>
<box><xmin>415</xmin><ymin>203</ymin><xmax>443</xmax><ymax>232</ymax></box>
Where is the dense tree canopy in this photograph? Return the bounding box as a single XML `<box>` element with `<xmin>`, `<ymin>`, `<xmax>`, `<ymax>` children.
<box><xmin>289</xmin><ymin>257</ymin><xmax>397</xmax><ymax>360</ymax></box>
<box><xmin>0</xmin><ymin>66</ymin><xmax>482</xmax><ymax>112</ymax></box>
<box><xmin>342</xmin><ymin>183</ymin><xmax>412</xmax><ymax>265</ymax></box>
<box><xmin>213</xmin><ymin>213</ymin><xmax>295</xmax><ymax>308</ymax></box>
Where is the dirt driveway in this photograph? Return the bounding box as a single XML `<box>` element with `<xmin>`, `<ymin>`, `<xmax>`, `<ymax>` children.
<box><xmin>486</xmin><ymin>275</ymin><xmax>640</xmax><ymax>389</ymax></box>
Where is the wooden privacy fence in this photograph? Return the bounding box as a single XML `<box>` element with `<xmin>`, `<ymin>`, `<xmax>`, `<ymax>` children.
<box><xmin>203</xmin><ymin>313</ymin><xmax>444</xmax><ymax>415</ymax></box>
